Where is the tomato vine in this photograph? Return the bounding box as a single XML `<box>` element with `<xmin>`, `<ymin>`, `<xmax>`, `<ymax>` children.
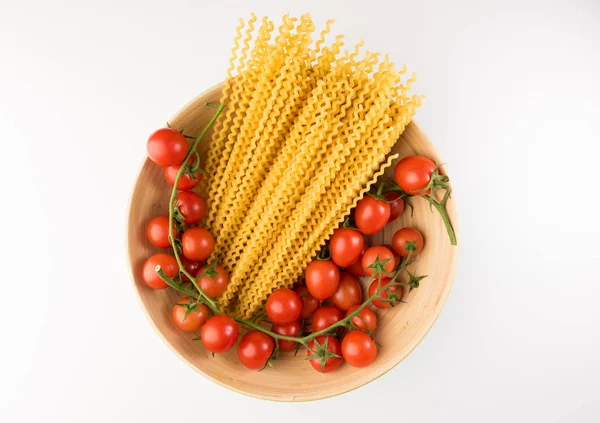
<box><xmin>153</xmin><ymin>103</ymin><xmax>427</xmax><ymax>350</ymax></box>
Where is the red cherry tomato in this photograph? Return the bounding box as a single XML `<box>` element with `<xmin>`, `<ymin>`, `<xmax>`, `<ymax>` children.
<box><xmin>330</xmin><ymin>272</ymin><xmax>363</xmax><ymax>311</ymax></box>
<box><xmin>172</xmin><ymin>297</ymin><xmax>210</xmax><ymax>332</ymax></box>
<box><xmin>354</xmin><ymin>196</ymin><xmax>391</xmax><ymax>235</ymax></box>
<box><xmin>307</xmin><ymin>335</ymin><xmax>343</xmax><ymax>373</ymax></box>
<box><xmin>176</xmin><ymin>191</ymin><xmax>206</xmax><ymax>225</ymax></box>
<box><xmin>180</xmin><ymin>257</ymin><xmax>202</xmax><ymax>281</ymax></box>
<box><xmin>237</xmin><ymin>330</ymin><xmax>275</xmax><ymax>370</ymax></box>
<box><xmin>361</xmin><ymin>246</ymin><xmax>396</xmax><ymax>277</ymax></box>
<box><xmin>311</xmin><ymin>306</ymin><xmax>343</xmax><ymax>332</ymax></box>
<box><xmin>330</xmin><ymin>228</ymin><xmax>364</xmax><ymax>268</ymax></box>
<box><xmin>346</xmin><ymin>305</ymin><xmax>377</xmax><ymax>333</ymax></box>
<box><xmin>271</xmin><ymin>320</ymin><xmax>301</xmax><ymax>352</ymax></box>
<box><xmin>145</xmin><ymin>215</ymin><xmax>177</xmax><ymax>248</ymax></box>
<box><xmin>196</xmin><ymin>265</ymin><xmax>229</xmax><ymax>298</ymax></box>
<box><xmin>200</xmin><ymin>315</ymin><xmax>239</xmax><ymax>353</ymax></box>
<box><xmin>385</xmin><ymin>192</ymin><xmax>405</xmax><ymax>222</ymax></box>
<box><xmin>142</xmin><ymin>253</ymin><xmax>178</xmax><ymax>289</ymax></box>
<box><xmin>394</xmin><ymin>155</ymin><xmax>436</xmax><ymax>195</ymax></box>
<box><xmin>294</xmin><ymin>286</ymin><xmax>319</xmax><ymax>319</ymax></box>
<box><xmin>146</xmin><ymin>128</ymin><xmax>188</xmax><ymax>167</ymax></box>
<box><xmin>305</xmin><ymin>259</ymin><xmax>340</xmax><ymax>300</ymax></box>
<box><xmin>345</xmin><ymin>245</ymin><xmax>367</xmax><ymax>277</ymax></box>
<box><xmin>392</xmin><ymin>227</ymin><xmax>424</xmax><ymax>257</ymax></box>
<box><xmin>164</xmin><ymin>155</ymin><xmax>202</xmax><ymax>191</ymax></box>
<box><xmin>265</xmin><ymin>289</ymin><xmax>303</xmax><ymax>325</ymax></box>
<box><xmin>341</xmin><ymin>330</ymin><xmax>377</xmax><ymax>367</ymax></box>
<box><xmin>181</xmin><ymin>227</ymin><xmax>215</xmax><ymax>261</ymax></box>
<box><xmin>368</xmin><ymin>278</ymin><xmax>403</xmax><ymax>309</ymax></box>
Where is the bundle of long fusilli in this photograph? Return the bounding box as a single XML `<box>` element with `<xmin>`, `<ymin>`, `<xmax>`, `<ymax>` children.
<box><xmin>200</xmin><ymin>14</ymin><xmax>421</xmax><ymax>318</ymax></box>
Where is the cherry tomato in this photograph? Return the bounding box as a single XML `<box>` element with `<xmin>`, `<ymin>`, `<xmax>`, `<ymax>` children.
<box><xmin>330</xmin><ymin>228</ymin><xmax>364</xmax><ymax>268</ymax></box>
<box><xmin>237</xmin><ymin>330</ymin><xmax>275</xmax><ymax>370</ymax></box>
<box><xmin>164</xmin><ymin>155</ymin><xmax>202</xmax><ymax>191</ymax></box>
<box><xmin>180</xmin><ymin>257</ymin><xmax>202</xmax><ymax>281</ymax></box>
<box><xmin>145</xmin><ymin>215</ymin><xmax>177</xmax><ymax>248</ymax></box>
<box><xmin>311</xmin><ymin>306</ymin><xmax>343</xmax><ymax>332</ymax></box>
<box><xmin>142</xmin><ymin>253</ymin><xmax>178</xmax><ymax>289</ymax></box>
<box><xmin>354</xmin><ymin>196</ymin><xmax>391</xmax><ymax>235</ymax></box>
<box><xmin>305</xmin><ymin>259</ymin><xmax>340</xmax><ymax>300</ymax></box>
<box><xmin>385</xmin><ymin>192</ymin><xmax>405</xmax><ymax>222</ymax></box>
<box><xmin>176</xmin><ymin>191</ymin><xmax>206</xmax><ymax>225</ymax></box>
<box><xmin>368</xmin><ymin>278</ymin><xmax>403</xmax><ymax>309</ymax></box>
<box><xmin>394</xmin><ymin>155</ymin><xmax>436</xmax><ymax>195</ymax></box>
<box><xmin>346</xmin><ymin>305</ymin><xmax>377</xmax><ymax>333</ymax></box>
<box><xmin>392</xmin><ymin>227</ymin><xmax>424</xmax><ymax>257</ymax></box>
<box><xmin>362</xmin><ymin>246</ymin><xmax>396</xmax><ymax>277</ymax></box>
<box><xmin>181</xmin><ymin>227</ymin><xmax>215</xmax><ymax>261</ymax></box>
<box><xmin>341</xmin><ymin>330</ymin><xmax>377</xmax><ymax>367</ymax></box>
<box><xmin>196</xmin><ymin>265</ymin><xmax>229</xmax><ymax>298</ymax></box>
<box><xmin>265</xmin><ymin>289</ymin><xmax>303</xmax><ymax>325</ymax></box>
<box><xmin>271</xmin><ymin>320</ymin><xmax>301</xmax><ymax>352</ymax></box>
<box><xmin>146</xmin><ymin>128</ymin><xmax>188</xmax><ymax>167</ymax></box>
<box><xmin>172</xmin><ymin>297</ymin><xmax>210</xmax><ymax>332</ymax></box>
<box><xmin>345</xmin><ymin>245</ymin><xmax>367</xmax><ymax>277</ymax></box>
<box><xmin>295</xmin><ymin>286</ymin><xmax>319</xmax><ymax>319</ymax></box>
<box><xmin>330</xmin><ymin>272</ymin><xmax>363</xmax><ymax>311</ymax></box>
<box><xmin>307</xmin><ymin>335</ymin><xmax>343</xmax><ymax>373</ymax></box>
<box><xmin>200</xmin><ymin>315</ymin><xmax>239</xmax><ymax>353</ymax></box>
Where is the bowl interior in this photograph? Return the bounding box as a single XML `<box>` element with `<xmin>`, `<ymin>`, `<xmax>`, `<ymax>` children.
<box><xmin>128</xmin><ymin>83</ymin><xmax>458</xmax><ymax>402</ymax></box>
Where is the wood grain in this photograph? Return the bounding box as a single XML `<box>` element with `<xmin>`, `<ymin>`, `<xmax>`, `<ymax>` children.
<box><xmin>127</xmin><ymin>82</ymin><xmax>459</xmax><ymax>402</ymax></box>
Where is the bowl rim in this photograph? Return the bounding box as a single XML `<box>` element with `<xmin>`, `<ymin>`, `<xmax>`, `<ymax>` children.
<box><xmin>127</xmin><ymin>82</ymin><xmax>460</xmax><ymax>402</ymax></box>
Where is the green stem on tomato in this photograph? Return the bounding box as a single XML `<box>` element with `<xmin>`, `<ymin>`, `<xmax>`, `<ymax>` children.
<box><xmin>298</xmin><ymin>250</ymin><xmax>413</xmax><ymax>342</ymax></box>
<box><xmin>157</xmin><ymin>251</ymin><xmax>415</xmax><ymax>346</ymax></box>
<box><xmin>155</xmin><ymin>269</ymin><xmax>309</xmax><ymax>344</ymax></box>
<box><xmin>165</xmin><ymin>103</ymin><xmax>226</xmax><ymax>310</ymax></box>
<box><xmin>423</xmin><ymin>194</ymin><xmax>457</xmax><ymax>245</ymax></box>
<box><xmin>157</xmin><ymin>103</ymin><xmax>426</xmax><ymax>347</ymax></box>
<box><xmin>236</xmin><ymin>318</ymin><xmax>308</xmax><ymax>345</ymax></box>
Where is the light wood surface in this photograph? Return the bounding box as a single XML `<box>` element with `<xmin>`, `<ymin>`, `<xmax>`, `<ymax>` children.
<box><xmin>127</xmin><ymin>82</ymin><xmax>459</xmax><ymax>402</ymax></box>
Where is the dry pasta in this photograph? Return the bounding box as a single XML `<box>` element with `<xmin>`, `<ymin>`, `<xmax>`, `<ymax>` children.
<box><xmin>199</xmin><ymin>15</ymin><xmax>422</xmax><ymax>317</ymax></box>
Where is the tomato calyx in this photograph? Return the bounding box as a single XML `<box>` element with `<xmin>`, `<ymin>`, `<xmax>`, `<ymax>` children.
<box><xmin>315</xmin><ymin>245</ymin><xmax>331</xmax><ymax>261</ymax></box>
<box><xmin>373</xmin><ymin>279</ymin><xmax>406</xmax><ymax>307</ymax></box>
<box><xmin>175</xmin><ymin>296</ymin><xmax>205</xmax><ymax>322</ymax></box>
<box><xmin>172</xmin><ymin>201</ymin><xmax>187</xmax><ymax>232</ymax></box>
<box><xmin>366</xmin><ymin>255</ymin><xmax>393</xmax><ymax>278</ymax></box>
<box><xmin>406</xmin><ymin>270</ymin><xmax>427</xmax><ymax>291</ymax></box>
<box><xmin>306</xmin><ymin>336</ymin><xmax>342</xmax><ymax>372</ymax></box>
<box><xmin>416</xmin><ymin>164</ymin><xmax>451</xmax><ymax>205</ymax></box>
<box><xmin>344</xmin><ymin>313</ymin><xmax>372</xmax><ymax>335</ymax></box>
<box><xmin>342</xmin><ymin>216</ymin><xmax>359</xmax><ymax>230</ymax></box>
<box><xmin>196</xmin><ymin>261</ymin><xmax>221</xmax><ymax>281</ymax></box>
<box><xmin>181</xmin><ymin>151</ymin><xmax>205</xmax><ymax>179</ymax></box>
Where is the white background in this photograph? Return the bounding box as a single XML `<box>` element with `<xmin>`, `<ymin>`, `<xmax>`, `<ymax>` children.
<box><xmin>1</xmin><ymin>0</ymin><xmax>599</xmax><ymax>421</ymax></box>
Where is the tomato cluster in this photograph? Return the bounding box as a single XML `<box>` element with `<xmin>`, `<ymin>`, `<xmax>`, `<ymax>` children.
<box><xmin>143</xmin><ymin>128</ymin><xmax>238</xmax><ymax>353</ymax></box>
<box><xmin>141</xmin><ymin>132</ymin><xmax>440</xmax><ymax>374</ymax></box>
<box><xmin>254</xmin><ymin>157</ymin><xmax>432</xmax><ymax>373</ymax></box>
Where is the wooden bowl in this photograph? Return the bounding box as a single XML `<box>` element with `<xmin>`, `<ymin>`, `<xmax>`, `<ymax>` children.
<box><xmin>128</xmin><ymin>83</ymin><xmax>459</xmax><ymax>402</ymax></box>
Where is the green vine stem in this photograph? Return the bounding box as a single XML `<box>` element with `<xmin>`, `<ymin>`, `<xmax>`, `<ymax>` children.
<box><xmin>423</xmin><ymin>194</ymin><xmax>457</xmax><ymax>245</ymax></box>
<box><xmin>157</xmin><ymin>250</ymin><xmax>417</xmax><ymax>346</ymax></box>
<box><xmin>165</xmin><ymin>103</ymin><xmax>225</xmax><ymax>311</ymax></box>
